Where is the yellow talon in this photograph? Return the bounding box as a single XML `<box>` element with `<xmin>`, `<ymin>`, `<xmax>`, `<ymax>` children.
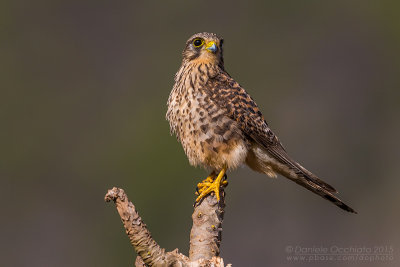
<box><xmin>196</xmin><ymin>172</ymin><xmax>216</xmax><ymax>193</ymax></box>
<box><xmin>195</xmin><ymin>167</ymin><xmax>227</xmax><ymax>203</ymax></box>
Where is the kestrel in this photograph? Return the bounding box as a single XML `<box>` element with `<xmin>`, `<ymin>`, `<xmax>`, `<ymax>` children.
<box><xmin>166</xmin><ymin>32</ymin><xmax>356</xmax><ymax>213</ymax></box>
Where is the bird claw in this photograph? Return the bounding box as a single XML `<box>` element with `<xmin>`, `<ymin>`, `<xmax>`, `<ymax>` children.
<box><xmin>194</xmin><ymin>168</ymin><xmax>227</xmax><ymax>204</ymax></box>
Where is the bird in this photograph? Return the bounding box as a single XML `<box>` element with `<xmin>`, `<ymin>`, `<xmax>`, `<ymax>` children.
<box><xmin>166</xmin><ymin>32</ymin><xmax>356</xmax><ymax>213</ymax></box>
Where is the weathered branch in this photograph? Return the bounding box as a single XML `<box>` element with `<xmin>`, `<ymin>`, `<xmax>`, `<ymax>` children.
<box><xmin>105</xmin><ymin>186</ymin><xmax>230</xmax><ymax>266</ymax></box>
<box><xmin>189</xmin><ymin>190</ymin><xmax>225</xmax><ymax>261</ymax></box>
<box><xmin>105</xmin><ymin>187</ymin><xmax>188</xmax><ymax>266</ymax></box>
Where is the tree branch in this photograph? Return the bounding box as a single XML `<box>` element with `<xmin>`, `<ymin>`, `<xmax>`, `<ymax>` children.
<box><xmin>105</xmin><ymin>187</ymin><xmax>188</xmax><ymax>266</ymax></box>
<box><xmin>189</xmin><ymin>190</ymin><xmax>225</xmax><ymax>261</ymax></box>
<box><xmin>105</xmin><ymin>186</ymin><xmax>230</xmax><ymax>266</ymax></box>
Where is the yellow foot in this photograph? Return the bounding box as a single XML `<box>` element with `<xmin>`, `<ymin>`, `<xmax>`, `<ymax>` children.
<box><xmin>196</xmin><ymin>172</ymin><xmax>216</xmax><ymax>194</ymax></box>
<box><xmin>195</xmin><ymin>167</ymin><xmax>228</xmax><ymax>204</ymax></box>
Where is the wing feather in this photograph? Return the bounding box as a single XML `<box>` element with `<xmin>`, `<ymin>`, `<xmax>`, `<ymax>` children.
<box><xmin>203</xmin><ymin>71</ymin><xmax>356</xmax><ymax>213</ymax></box>
<box><xmin>204</xmin><ymin>71</ymin><xmax>336</xmax><ymax>191</ymax></box>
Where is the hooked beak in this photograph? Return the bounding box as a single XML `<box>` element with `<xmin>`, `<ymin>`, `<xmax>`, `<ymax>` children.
<box><xmin>205</xmin><ymin>41</ymin><xmax>217</xmax><ymax>53</ymax></box>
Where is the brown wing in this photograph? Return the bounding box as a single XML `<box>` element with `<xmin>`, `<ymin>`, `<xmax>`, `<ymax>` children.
<box><xmin>204</xmin><ymin>71</ymin><xmax>357</xmax><ymax>213</ymax></box>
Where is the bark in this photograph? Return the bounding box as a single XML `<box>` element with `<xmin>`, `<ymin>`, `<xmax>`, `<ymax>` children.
<box><xmin>189</xmin><ymin>190</ymin><xmax>225</xmax><ymax>261</ymax></box>
<box><xmin>105</xmin><ymin>187</ymin><xmax>231</xmax><ymax>267</ymax></box>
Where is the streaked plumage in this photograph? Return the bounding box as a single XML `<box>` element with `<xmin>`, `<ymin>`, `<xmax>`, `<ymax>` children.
<box><xmin>166</xmin><ymin>32</ymin><xmax>356</xmax><ymax>213</ymax></box>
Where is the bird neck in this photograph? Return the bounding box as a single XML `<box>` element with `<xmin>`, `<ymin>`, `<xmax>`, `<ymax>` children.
<box><xmin>176</xmin><ymin>61</ymin><xmax>221</xmax><ymax>84</ymax></box>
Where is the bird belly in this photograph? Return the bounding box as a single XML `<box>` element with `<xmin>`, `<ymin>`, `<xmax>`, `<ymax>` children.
<box><xmin>194</xmin><ymin>133</ymin><xmax>248</xmax><ymax>171</ymax></box>
<box><xmin>169</xmin><ymin>90</ymin><xmax>248</xmax><ymax>171</ymax></box>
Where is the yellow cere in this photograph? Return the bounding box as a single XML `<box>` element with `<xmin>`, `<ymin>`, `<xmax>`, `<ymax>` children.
<box><xmin>205</xmin><ymin>41</ymin><xmax>216</xmax><ymax>49</ymax></box>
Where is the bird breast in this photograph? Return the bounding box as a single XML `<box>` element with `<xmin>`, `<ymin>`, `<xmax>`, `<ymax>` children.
<box><xmin>167</xmin><ymin>63</ymin><xmax>249</xmax><ymax>170</ymax></box>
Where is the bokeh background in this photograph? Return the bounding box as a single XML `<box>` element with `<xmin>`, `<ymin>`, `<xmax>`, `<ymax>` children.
<box><xmin>2</xmin><ymin>1</ymin><xmax>399</xmax><ymax>266</ymax></box>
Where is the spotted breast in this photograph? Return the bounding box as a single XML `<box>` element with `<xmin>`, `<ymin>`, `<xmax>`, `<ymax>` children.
<box><xmin>166</xmin><ymin>62</ymin><xmax>249</xmax><ymax>171</ymax></box>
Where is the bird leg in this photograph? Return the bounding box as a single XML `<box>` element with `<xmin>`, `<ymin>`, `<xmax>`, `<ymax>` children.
<box><xmin>195</xmin><ymin>167</ymin><xmax>228</xmax><ymax>203</ymax></box>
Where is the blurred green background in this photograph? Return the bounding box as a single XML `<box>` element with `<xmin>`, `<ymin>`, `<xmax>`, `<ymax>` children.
<box><xmin>1</xmin><ymin>1</ymin><xmax>399</xmax><ymax>266</ymax></box>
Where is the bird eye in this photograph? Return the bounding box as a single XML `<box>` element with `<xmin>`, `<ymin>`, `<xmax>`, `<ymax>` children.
<box><xmin>193</xmin><ymin>38</ymin><xmax>204</xmax><ymax>47</ymax></box>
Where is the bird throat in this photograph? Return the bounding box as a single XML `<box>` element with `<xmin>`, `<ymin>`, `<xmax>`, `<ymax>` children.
<box><xmin>190</xmin><ymin>52</ymin><xmax>219</xmax><ymax>65</ymax></box>
<box><xmin>174</xmin><ymin>62</ymin><xmax>220</xmax><ymax>89</ymax></box>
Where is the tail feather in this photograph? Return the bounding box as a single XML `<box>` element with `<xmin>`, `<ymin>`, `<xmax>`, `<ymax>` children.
<box><xmin>290</xmin><ymin>175</ymin><xmax>357</xmax><ymax>213</ymax></box>
<box><xmin>296</xmin><ymin>163</ymin><xmax>337</xmax><ymax>193</ymax></box>
<box><xmin>247</xmin><ymin>145</ymin><xmax>357</xmax><ymax>213</ymax></box>
<box><xmin>277</xmin><ymin>158</ymin><xmax>357</xmax><ymax>213</ymax></box>
<box><xmin>263</xmin><ymin>146</ymin><xmax>357</xmax><ymax>213</ymax></box>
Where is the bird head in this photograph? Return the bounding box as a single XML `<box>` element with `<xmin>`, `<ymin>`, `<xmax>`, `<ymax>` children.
<box><xmin>182</xmin><ymin>32</ymin><xmax>224</xmax><ymax>67</ymax></box>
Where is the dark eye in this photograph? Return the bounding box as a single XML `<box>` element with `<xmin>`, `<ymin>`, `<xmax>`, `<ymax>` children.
<box><xmin>193</xmin><ymin>38</ymin><xmax>204</xmax><ymax>47</ymax></box>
